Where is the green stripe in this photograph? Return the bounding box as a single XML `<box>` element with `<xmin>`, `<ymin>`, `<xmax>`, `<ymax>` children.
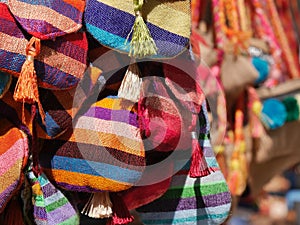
<box><xmin>58</xmin><ymin>215</ymin><xmax>80</xmax><ymax>225</ymax></box>
<box><xmin>142</xmin><ymin>212</ymin><xmax>229</xmax><ymax>224</ymax></box>
<box><xmin>45</xmin><ymin>197</ymin><xmax>68</xmax><ymax>212</ymax></box>
<box><xmin>162</xmin><ymin>182</ymin><xmax>229</xmax><ymax>199</ymax></box>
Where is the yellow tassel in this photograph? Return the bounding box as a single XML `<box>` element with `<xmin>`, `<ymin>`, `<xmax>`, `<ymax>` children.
<box><xmin>13</xmin><ymin>37</ymin><xmax>45</xmax><ymax>123</ymax></box>
<box><xmin>118</xmin><ymin>62</ymin><xmax>142</xmax><ymax>102</ymax></box>
<box><xmin>126</xmin><ymin>0</ymin><xmax>157</xmax><ymax>58</ymax></box>
<box><xmin>81</xmin><ymin>192</ymin><xmax>113</xmax><ymax>219</ymax></box>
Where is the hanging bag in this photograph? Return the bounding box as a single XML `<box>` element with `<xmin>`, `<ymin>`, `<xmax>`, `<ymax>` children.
<box><xmin>84</xmin><ymin>0</ymin><xmax>191</xmax><ymax>58</ymax></box>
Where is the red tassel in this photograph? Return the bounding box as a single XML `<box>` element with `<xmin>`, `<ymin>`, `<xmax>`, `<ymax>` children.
<box><xmin>188</xmin><ymin>113</ymin><xmax>211</xmax><ymax>178</ymax></box>
<box><xmin>107</xmin><ymin>193</ymin><xmax>134</xmax><ymax>225</ymax></box>
<box><xmin>1</xmin><ymin>197</ymin><xmax>25</xmax><ymax>225</ymax></box>
<box><xmin>189</xmin><ymin>133</ymin><xmax>211</xmax><ymax>178</ymax></box>
<box><xmin>13</xmin><ymin>37</ymin><xmax>45</xmax><ymax>124</ymax></box>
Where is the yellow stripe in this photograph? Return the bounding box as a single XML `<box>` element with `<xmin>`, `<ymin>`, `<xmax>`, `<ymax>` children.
<box><xmin>97</xmin><ymin>0</ymin><xmax>190</xmax><ymax>38</ymax></box>
<box><xmin>8</xmin><ymin>0</ymin><xmax>81</xmax><ymax>35</ymax></box>
<box><xmin>44</xmin><ymin>169</ymin><xmax>132</xmax><ymax>192</ymax></box>
<box><xmin>0</xmin><ymin>158</ymin><xmax>23</xmax><ymax>193</ymax></box>
<box><xmin>93</xmin><ymin>98</ymin><xmax>136</xmax><ymax>112</ymax></box>
<box><xmin>66</xmin><ymin>128</ymin><xmax>145</xmax><ymax>157</ymax></box>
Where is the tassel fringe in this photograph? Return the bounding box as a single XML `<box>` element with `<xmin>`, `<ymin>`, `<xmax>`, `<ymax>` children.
<box><xmin>188</xmin><ymin>114</ymin><xmax>212</xmax><ymax>178</ymax></box>
<box><xmin>107</xmin><ymin>193</ymin><xmax>134</xmax><ymax>225</ymax></box>
<box><xmin>189</xmin><ymin>133</ymin><xmax>211</xmax><ymax>178</ymax></box>
<box><xmin>81</xmin><ymin>192</ymin><xmax>113</xmax><ymax>219</ymax></box>
<box><xmin>13</xmin><ymin>37</ymin><xmax>45</xmax><ymax>123</ymax></box>
<box><xmin>118</xmin><ymin>63</ymin><xmax>142</xmax><ymax>102</ymax></box>
<box><xmin>126</xmin><ymin>0</ymin><xmax>157</xmax><ymax>58</ymax></box>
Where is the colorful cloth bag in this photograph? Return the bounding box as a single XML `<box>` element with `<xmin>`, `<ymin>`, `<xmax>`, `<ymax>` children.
<box><xmin>136</xmin><ymin>103</ymin><xmax>232</xmax><ymax>225</ymax></box>
<box><xmin>39</xmin><ymin>96</ymin><xmax>146</xmax><ymax>192</ymax></box>
<box><xmin>27</xmin><ymin>166</ymin><xmax>80</xmax><ymax>225</ymax></box>
<box><xmin>7</xmin><ymin>0</ymin><xmax>85</xmax><ymax>40</ymax></box>
<box><xmin>0</xmin><ymin>118</ymin><xmax>28</xmax><ymax>213</ymax></box>
<box><xmin>0</xmin><ymin>4</ymin><xmax>88</xmax><ymax>90</ymax></box>
<box><xmin>84</xmin><ymin>0</ymin><xmax>191</xmax><ymax>58</ymax></box>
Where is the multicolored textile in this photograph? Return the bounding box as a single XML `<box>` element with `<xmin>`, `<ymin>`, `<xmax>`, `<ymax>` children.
<box><xmin>136</xmin><ymin>103</ymin><xmax>232</xmax><ymax>225</ymax></box>
<box><xmin>0</xmin><ymin>119</ymin><xmax>28</xmax><ymax>213</ymax></box>
<box><xmin>27</xmin><ymin>168</ymin><xmax>80</xmax><ymax>225</ymax></box>
<box><xmin>0</xmin><ymin>72</ymin><xmax>11</xmax><ymax>98</ymax></box>
<box><xmin>7</xmin><ymin>0</ymin><xmax>85</xmax><ymax>40</ymax></box>
<box><xmin>0</xmin><ymin>3</ymin><xmax>88</xmax><ymax>90</ymax></box>
<box><xmin>37</xmin><ymin>66</ymin><xmax>104</xmax><ymax>139</ymax></box>
<box><xmin>84</xmin><ymin>0</ymin><xmax>191</xmax><ymax>58</ymax></box>
<box><xmin>40</xmin><ymin>96</ymin><xmax>146</xmax><ymax>192</ymax></box>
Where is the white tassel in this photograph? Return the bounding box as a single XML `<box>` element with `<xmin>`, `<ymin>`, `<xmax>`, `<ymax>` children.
<box><xmin>118</xmin><ymin>62</ymin><xmax>142</xmax><ymax>102</ymax></box>
<box><xmin>81</xmin><ymin>192</ymin><xmax>113</xmax><ymax>219</ymax></box>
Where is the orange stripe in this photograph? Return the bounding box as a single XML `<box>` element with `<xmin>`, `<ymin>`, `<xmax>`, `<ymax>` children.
<box><xmin>61</xmin><ymin>128</ymin><xmax>145</xmax><ymax>157</ymax></box>
<box><xmin>44</xmin><ymin>169</ymin><xmax>132</xmax><ymax>192</ymax></box>
<box><xmin>0</xmin><ymin>125</ymin><xmax>23</xmax><ymax>155</ymax></box>
<box><xmin>62</xmin><ymin>0</ymin><xmax>85</xmax><ymax>12</ymax></box>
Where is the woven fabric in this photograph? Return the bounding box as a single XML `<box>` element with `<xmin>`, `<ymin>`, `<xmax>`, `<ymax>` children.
<box><xmin>0</xmin><ymin>119</ymin><xmax>28</xmax><ymax>213</ymax></box>
<box><xmin>139</xmin><ymin>76</ymin><xmax>192</xmax><ymax>152</ymax></box>
<box><xmin>37</xmin><ymin>66</ymin><xmax>103</xmax><ymax>139</ymax></box>
<box><xmin>136</xmin><ymin>103</ymin><xmax>232</xmax><ymax>225</ymax></box>
<box><xmin>0</xmin><ymin>3</ymin><xmax>88</xmax><ymax>89</ymax></box>
<box><xmin>27</xmin><ymin>169</ymin><xmax>80</xmax><ymax>225</ymax></box>
<box><xmin>7</xmin><ymin>0</ymin><xmax>85</xmax><ymax>40</ymax></box>
<box><xmin>39</xmin><ymin>96</ymin><xmax>146</xmax><ymax>192</ymax></box>
<box><xmin>84</xmin><ymin>0</ymin><xmax>191</xmax><ymax>58</ymax></box>
<box><xmin>0</xmin><ymin>71</ymin><xmax>11</xmax><ymax>98</ymax></box>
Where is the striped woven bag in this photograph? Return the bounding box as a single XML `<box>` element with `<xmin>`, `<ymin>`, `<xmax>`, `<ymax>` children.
<box><xmin>0</xmin><ymin>4</ymin><xmax>88</xmax><ymax>90</ymax></box>
<box><xmin>0</xmin><ymin>118</ymin><xmax>28</xmax><ymax>213</ymax></box>
<box><xmin>84</xmin><ymin>0</ymin><xmax>191</xmax><ymax>58</ymax></box>
<box><xmin>7</xmin><ymin>0</ymin><xmax>85</xmax><ymax>40</ymax></box>
<box><xmin>26</xmin><ymin>165</ymin><xmax>80</xmax><ymax>225</ymax></box>
<box><xmin>39</xmin><ymin>95</ymin><xmax>145</xmax><ymax>220</ymax></box>
<box><xmin>136</xmin><ymin>102</ymin><xmax>232</xmax><ymax>225</ymax></box>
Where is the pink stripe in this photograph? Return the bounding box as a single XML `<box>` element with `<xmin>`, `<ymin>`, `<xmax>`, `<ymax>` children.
<box><xmin>0</xmin><ymin>138</ymin><xmax>27</xmax><ymax>176</ymax></box>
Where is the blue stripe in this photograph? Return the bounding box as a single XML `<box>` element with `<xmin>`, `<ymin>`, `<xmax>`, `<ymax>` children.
<box><xmin>0</xmin><ymin>50</ymin><xmax>80</xmax><ymax>89</ymax></box>
<box><xmin>16</xmin><ymin>0</ymin><xmax>82</xmax><ymax>22</ymax></box>
<box><xmin>141</xmin><ymin>212</ymin><xmax>230</xmax><ymax>224</ymax></box>
<box><xmin>51</xmin><ymin>156</ymin><xmax>143</xmax><ymax>184</ymax></box>
<box><xmin>0</xmin><ymin>49</ymin><xmax>26</xmax><ymax>73</ymax></box>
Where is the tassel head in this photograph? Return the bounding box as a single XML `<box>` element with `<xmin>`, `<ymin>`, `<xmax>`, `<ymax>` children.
<box><xmin>81</xmin><ymin>192</ymin><xmax>113</xmax><ymax>219</ymax></box>
<box><xmin>13</xmin><ymin>37</ymin><xmax>45</xmax><ymax>123</ymax></box>
<box><xmin>126</xmin><ymin>0</ymin><xmax>157</xmax><ymax>58</ymax></box>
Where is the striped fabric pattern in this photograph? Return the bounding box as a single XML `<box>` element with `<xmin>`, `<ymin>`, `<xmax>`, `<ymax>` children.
<box><xmin>37</xmin><ymin>66</ymin><xmax>103</xmax><ymax>139</ymax></box>
<box><xmin>39</xmin><ymin>96</ymin><xmax>145</xmax><ymax>192</ymax></box>
<box><xmin>0</xmin><ymin>3</ymin><xmax>88</xmax><ymax>90</ymax></box>
<box><xmin>136</xmin><ymin>103</ymin><xmax>232</xmax><ymax>225</ymax></box>
<box><xmin>0</xmin><ymin>119</ymin><xmax>28</xmax><ymax>213</ymax></box>
<box><xmin>84</xmin><ymin>0</ymin><xmax>191</xmax><ymax>58</ymax></box>
<box><xmin>27</xmin><ymin>169</ymin><xmax>80</xmax><ymax>225</ymax></box>
<box><xmin>7</xmin><ymin>0</ymin><xmax>85</xmax><ymax>40</ymax></box>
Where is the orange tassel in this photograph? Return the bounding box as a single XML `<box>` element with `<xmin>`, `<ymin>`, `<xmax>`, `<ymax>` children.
<box><xmin>13</xmin><ymin>37</ymin><xmax>45</xmax><ymax>123</ymax></box>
